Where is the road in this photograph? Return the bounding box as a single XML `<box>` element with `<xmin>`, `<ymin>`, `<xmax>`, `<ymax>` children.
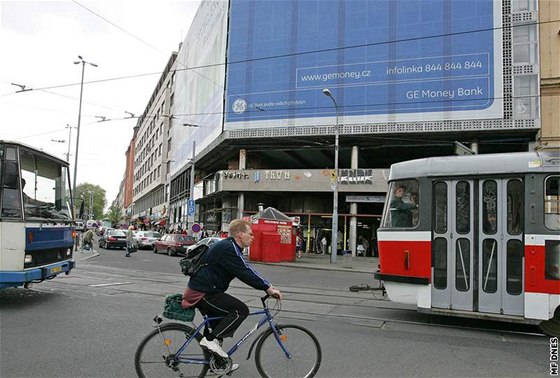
<box><xmin>0</xmin><ymin>244</ymin><xmax>553</xmax><ymax>377</ymax></box>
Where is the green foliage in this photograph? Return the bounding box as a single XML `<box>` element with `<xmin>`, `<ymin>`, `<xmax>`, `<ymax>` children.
<box><xmin>75</xmin><ymin>183</ymin><xmax>106</xmax><ymax>220</ymax></box>
<box><xmin>106</xmin><ymin>204</ymin><xmax>124</xmax><ymax>227</ymax></box>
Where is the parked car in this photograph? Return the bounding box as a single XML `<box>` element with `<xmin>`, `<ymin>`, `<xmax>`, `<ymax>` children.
<box><xmin>98</xmin><ymin>229</ymin><xmax>127</xmax><ymax>249</ymax></box>
<box><xmin>153</xmin><ymin>234</ymin><xmax>196</xmax><ymax>256</ymax></box>
<box><xmin>185</xmin><ymin>237</ymin><xmax>223</xmax><ymax>253</ymax></box>
<box><xmin>133</xmin><ymin>231</ymin><xmax>162</xmax><ymax>249</ymax></box>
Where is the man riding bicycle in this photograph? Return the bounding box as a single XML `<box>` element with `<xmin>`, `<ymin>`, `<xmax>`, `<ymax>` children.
<box><xmin>182</xmin><ymin>219</ymin><xmax>282</xmax><ymax>363</ymax></box>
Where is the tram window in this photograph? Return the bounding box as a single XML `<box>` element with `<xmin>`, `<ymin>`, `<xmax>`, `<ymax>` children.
<box><xmin>482</xmin><ymin>180</ymin><xmax>498</xmax><ymax>235</ymax></box>
<box><xmin>506</xmin><ymin>240</ymin><xmax>523</xmax><ymax>295</ymax></box>
<box><xmin>544</xmin><ymin>176</ymin><xmax>560</xmax><ymax>231</ymax></box>
<box><xmin>455</xmin><ymin>238</ymin><xmax>470</xmax><ymax>292</ymax></box>
<box><xmin>456</xmin><ymin>181</ymin><xmax>471</xmax><ymax>234</ymax></box>
<box><xmin>383</xmin><ymin>179</ymin><xmax>419</xmax><ymax>228</ymax></box>
<box><xmin>482</xmin><ymin>239</ymin><xmax>498</xmax><ymax>293</ymax></box>
<box><xmin>545</xmin><ymin>240</ymin><xmax>560</xmax><ymax>281</ymax></box>
<box><xmin>434</xmin><ymin>182</ymin><xmax>447</xmax><ymax>234</ymax></box>
<box><xmin>433</xmin><ymin>238</ymin><xmax>447</xmax><ymax>289</ymax></box>
<box><xmin>507</xmin><ymin>180</ymin><xmax>523</xmax><ymax>235</ymax></box>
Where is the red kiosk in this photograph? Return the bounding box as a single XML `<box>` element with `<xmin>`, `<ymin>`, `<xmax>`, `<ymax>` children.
<box><xmin>249</xmin><ymin>207</ymin><xmax>295</xmax><ymax>263</ymax></box>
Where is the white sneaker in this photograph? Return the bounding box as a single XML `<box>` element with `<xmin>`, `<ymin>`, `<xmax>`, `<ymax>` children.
<box><xmin>200</xmin><ymin>337</ymin><xmax>228</xmax><ymax>358</ymax></box>
<box><xmin>230</xmin><ymin>363</ymin><xmax>239</xmax><ymax>372</ymax></box>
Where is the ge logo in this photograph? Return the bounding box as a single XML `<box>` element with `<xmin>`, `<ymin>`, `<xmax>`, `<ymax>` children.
<box><xmin>232</xmin><ymin>98</ymin><xmax>248</xmax><ymax>114</ymax></box>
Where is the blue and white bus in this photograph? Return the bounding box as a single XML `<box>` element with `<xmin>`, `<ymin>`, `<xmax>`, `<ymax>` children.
<box><xmin>0</xmin><ymin>140</ymin><xmax>75</xmax><ymax>289</ymax></box>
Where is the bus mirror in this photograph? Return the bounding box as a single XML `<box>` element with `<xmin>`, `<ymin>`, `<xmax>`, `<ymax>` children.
<box><xmin>2</xmin><ymin>161</ymin><xmax>19</xmax><ymax>189</ymax></box>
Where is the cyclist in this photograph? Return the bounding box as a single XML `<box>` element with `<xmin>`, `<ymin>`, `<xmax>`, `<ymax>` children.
<box><xmin>182</xmin><ymin>219</ymin><xmax>283</xmax><ymax>361</ymax></box>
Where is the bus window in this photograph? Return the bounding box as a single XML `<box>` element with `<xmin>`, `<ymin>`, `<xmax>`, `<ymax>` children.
<box><xmin>382</xmin><ymin>179</ymin><xmax>419</xmax><ymax>228</ymax></box>
<box><xmin>482</xmin><ymin>180</ymin><xmax>498</xmax><ymax>234</ymax></box>
<box><xmin>506</xmin><ymin>239</ymin><xmax>523</xmax><ymax>294</ymax></box>
<box><xmin>456</xmin><ymin>181</ymin><xmax>471</xmax><ymax>234</ymax></box>
<box><xmin>433</xmin><ymin>237</ymin><xmax>447</xmax><ymax>289</ymax></box>
<box><xmin>455</xmin><ymin>238</ymin><xmax>470</xmax><ymax>291</ymax></box>
<box><xmin>434</xmin><ymin>182</ymin><xmax>447</xmax><ymax>234</ymax></box>
<box><xmin>544</xmin><ymin>176</ymin><xmax>559</xmax><ymax>231</ymax></box>
<box><xmin>482</xmin><ymin>239</ymin><xmax>498</xmax><ymax>293</ymax></box>
<box><xmin>507</xmin><ymin>179</ymin><xmax>523</xmax><ymax>235</ymax></box>
<box><xmin>545</xmin><ymin>240</ymin><xmax>559</xmax><ymax>280</ymax></box>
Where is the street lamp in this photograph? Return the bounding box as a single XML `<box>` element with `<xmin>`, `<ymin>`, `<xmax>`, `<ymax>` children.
<box><xmin>322</xmin><ymin>88</ymin><xmax>339</xmax><ymax>264</ymax></box>
<box><xmin>65</xmin><ymin>124</ymin><xmax>76</xmax><ymax>162</ymax></box>
<box><xmin>72</xmin><ymin>55</ymin><xmax>97</xmax><ymax>211</ymax></box>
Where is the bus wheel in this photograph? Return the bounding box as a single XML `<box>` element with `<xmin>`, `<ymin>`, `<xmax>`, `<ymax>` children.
<box><xmin>539</xmin><ymin>307</ymin><xmax>560</xmax><ymax>337</ymax></box>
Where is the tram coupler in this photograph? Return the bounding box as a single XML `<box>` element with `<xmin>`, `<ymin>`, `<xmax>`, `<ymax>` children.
<box><xmin>349</xmin><ymin>283</ymin><xmax>386</xmax><ymax>295</ymax></box>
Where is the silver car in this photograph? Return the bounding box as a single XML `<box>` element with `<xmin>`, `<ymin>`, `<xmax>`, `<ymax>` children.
<box><xmin>133</xmin><ymin>231</ymin><xmax>162</xmax><ymax>249</ymax></box>
<box><xmin>185</xmin><ymin>237</ymin><xmax>223</xmax><ymax>253</ymax></box>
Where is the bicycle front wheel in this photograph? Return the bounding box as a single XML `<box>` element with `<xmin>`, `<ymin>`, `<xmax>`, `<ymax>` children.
<box><xmin>134</xmin><ymin>323</ymin><xmax>209</xmax><ymax>378</ymax></box>
<box><xmin>255</xmin><ymin>324</ymin><xmax>321</xmax><ymax>378</ymax></box>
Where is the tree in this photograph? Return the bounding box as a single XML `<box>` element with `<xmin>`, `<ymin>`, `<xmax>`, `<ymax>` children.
<box><xmin>75</xmin><ymin>183</ymin><xmax>106</xmax><ymax>220</ymax></box>
<box><xmin>106</xmin><ymin>204</ymin><xmax>124</xmax><ymax>227</ymax></box>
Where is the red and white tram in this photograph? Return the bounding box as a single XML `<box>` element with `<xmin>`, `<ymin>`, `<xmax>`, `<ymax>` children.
<box><xmin>374</xmin><ymin>151</ymin><xmax>560</xmax><ymax>335</ymax></box>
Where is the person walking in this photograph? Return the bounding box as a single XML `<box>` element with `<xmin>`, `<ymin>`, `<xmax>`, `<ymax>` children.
<box><xmin>320</xmin><ymin>236</ymin><xmax>327</xmax><ymax>255</ymax></box>
<box><xmin>125</xmin><ymin>225</ymin><xmax>134</xmax><ymax>257</ymax></box>
<box><xmin>181</xmin><ymin>219</ymin><xmax>282</xmax><ymax>365</ymax></box>
<box><xmin>81</xmin><ymin>229</ymin><xmax>94</xmax><ymax>252</ymax></box>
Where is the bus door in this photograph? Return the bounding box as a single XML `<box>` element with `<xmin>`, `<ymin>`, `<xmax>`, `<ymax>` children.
<box><xmin>478</xmin><ymin>178</ymin><xmax>524</xmax><ymax>316</ymax></box>
<box><xmin>432</xmin><ymin>180</ymin><xmax>474</xmax><ymax>311</ymax></box>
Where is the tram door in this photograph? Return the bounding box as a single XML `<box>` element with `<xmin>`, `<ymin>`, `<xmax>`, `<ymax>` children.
<box><xmin>431</xmin><ymin>180</ymin><xmax>475</xmax><ymax>311</ymax></box>
<box><xmin>478</xmin><ymin>178</ymin><xmax>524</xmax><ymax>316</ymax></box>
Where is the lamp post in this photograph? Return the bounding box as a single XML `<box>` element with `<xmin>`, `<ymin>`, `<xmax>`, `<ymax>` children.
<box><xmin>182</xmin><ymin>124</ymin><xmax>199</xmax><ymax>236</ymax></box>
<box><xmin>322</xmin><ymin>88</ymin><xmax>339</xmax><ymax>264</ymax></box>
<box><xmin>72</xmin><ymin>56</ymin><xmax>97</xmax><ymax>210</ymax></box>
<box><xmin>65</xmin><ymin>124</ymin><xmax>75</xmax><ymax>162</ymax></box>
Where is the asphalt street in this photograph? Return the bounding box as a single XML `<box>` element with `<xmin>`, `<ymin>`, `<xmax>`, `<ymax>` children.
<box><xmin>0</xmin><ymin>242</ymin><xmax>553</xmax><ymax>378</ymax></box>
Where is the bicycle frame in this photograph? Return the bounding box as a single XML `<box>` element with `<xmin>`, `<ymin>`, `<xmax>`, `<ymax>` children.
<box><xmin>173</xmin><ymin>295</ymin><xmax>290</xmax><ymax>366</ymax></box>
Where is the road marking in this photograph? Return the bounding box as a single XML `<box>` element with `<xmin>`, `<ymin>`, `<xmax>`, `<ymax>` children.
<box><xmin>89</xmin><ymin>282</ymin><xmax>132</xmax><ymax>287</ymax></box>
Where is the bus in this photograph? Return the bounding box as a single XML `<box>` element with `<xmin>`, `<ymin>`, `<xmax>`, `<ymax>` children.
<box><xmin>0</xmin><ymin>140</ymin><xmax>76</xmax><ymax>289</ymax></box>
<box><xmin>374</xmin><ymin>151</ymin><xmax>560</xmax><ymax>336</ymax></box>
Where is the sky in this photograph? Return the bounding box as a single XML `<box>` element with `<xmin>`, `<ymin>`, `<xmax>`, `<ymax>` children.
<box><xmin>0</xmin><ymin>0</ymin><xmax>201</xmax><ymax>209</ymax></box>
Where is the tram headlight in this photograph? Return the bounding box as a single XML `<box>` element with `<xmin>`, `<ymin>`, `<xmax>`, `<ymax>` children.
<box><xmin>66</xmin><ymin>248</ymin><xmax>72</xmax><ymax>256</ymax></box>
<box><xmin>24</xmin><ymin>254</ymin><xmax>33</xmax><ymax>264</ymax></box>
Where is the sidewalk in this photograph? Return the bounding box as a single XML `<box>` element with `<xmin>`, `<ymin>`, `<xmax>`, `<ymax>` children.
<box><xmin>72</xmin><ymin>245</ymin><xmax>377</xmax><ymax>274</ymax></box>
<box><xmin>250</xmin><ymin>252</ymin><xmax>379</xmax><ymax>274</ymax></box>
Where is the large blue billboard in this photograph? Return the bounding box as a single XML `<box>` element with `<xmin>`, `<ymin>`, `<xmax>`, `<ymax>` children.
<box><xmin>225</xmin><ymin>0</ymin><xmax>502</xmax><ymax>129</ymax></box>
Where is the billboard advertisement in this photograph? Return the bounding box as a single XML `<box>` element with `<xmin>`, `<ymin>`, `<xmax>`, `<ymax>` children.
<box><xmin>224</xmin><ymin>0</ymin><xmax>503</xmax><ymax>130</ymax></box>
<box><xmin>171</xmin><ymin>0</ymin><xmax>228</xmax><ymax>174</ymax></box>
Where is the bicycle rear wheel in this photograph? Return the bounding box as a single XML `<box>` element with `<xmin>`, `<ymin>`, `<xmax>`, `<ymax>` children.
<box><xmin>255</xmin><ymin>324</ymin><xmax>321</xmax><ymax>378</ymax></box>
<box><xmin>135</xmin><ymin>323</ymin><xmax>209</xmax><ymax>378</ymax></box>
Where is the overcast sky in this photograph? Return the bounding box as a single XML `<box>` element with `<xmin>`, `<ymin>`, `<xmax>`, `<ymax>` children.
<box><xmin>0</xmin><ymin>0</ymin><xmax>201</xmax><ymax>209</ymax></box>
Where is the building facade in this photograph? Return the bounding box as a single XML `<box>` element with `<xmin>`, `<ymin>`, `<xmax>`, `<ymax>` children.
<box><xmin>116</xmin><ymin>0</ymin><xmax>559</xmax><ymax>256</ymax></box>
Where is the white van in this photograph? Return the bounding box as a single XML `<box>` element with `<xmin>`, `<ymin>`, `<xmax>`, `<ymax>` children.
<box><xmin>86</xmin><ymin>220</ymin><xmax>97</xmax><ymax>230</ymax></box>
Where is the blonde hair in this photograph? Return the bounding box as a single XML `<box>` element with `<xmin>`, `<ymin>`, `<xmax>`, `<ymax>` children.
<box><xmin>228</xmin><ymin>219</ymin><xmax>251</xmax><ymax>236</ymax></box>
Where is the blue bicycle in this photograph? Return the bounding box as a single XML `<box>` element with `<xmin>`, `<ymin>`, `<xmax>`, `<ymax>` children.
<box><xmin>134</xmin><ymin>295</ymin><xmax>322</xmax><ymax>377</ymax></box>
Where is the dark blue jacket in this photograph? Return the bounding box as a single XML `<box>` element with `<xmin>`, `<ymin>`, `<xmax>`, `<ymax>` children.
<box><xmin>187</xmin><ymin>237</ymin><xmax>270</xmax><ymax>293</ymax></box>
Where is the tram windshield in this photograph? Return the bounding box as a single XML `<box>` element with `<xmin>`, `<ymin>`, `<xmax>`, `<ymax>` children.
<box><xmin>382</xmin><ymin>179</ymin><xmax>419</xmax><ymax>228</ymax></box>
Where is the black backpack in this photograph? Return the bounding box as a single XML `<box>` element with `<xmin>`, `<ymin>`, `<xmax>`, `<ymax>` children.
<box><xmin>179</xmin><ymin>244</ymin><xmax>209</xmax><ymax>277</ymax></box>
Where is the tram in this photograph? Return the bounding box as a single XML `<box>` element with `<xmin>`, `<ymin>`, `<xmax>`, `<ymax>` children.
<box><xmin>374</xmin><ymin>151</ymin><xmax>560</xmax><ymax>335</ymax></box>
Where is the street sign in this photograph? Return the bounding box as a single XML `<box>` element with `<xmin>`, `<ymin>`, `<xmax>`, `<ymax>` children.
<box><xmin>191</xmin><ymin>223</ymin><xmax>201</xmax><ymax>233</ymax></box>
<box><xmin>187</xmin><ymin>199</ymin><xmax>195</xmax><ymax>216</ymax></box>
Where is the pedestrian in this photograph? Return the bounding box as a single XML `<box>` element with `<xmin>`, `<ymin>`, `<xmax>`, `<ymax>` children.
<box><xmin>296</xmin><ymin>235</ymin><xmax>303</xmax><ymax>259</ymax></box>
<box><xmin>125</xmin><ymin>225</ymin><xmax>134</xmax><ymax>257</ymax></box>
<box><xmin>81</xmin><ymin>229</ymin><xmax>94</xmax><ymax>252</ymax></box>
<box><xmin>320</xmin><ymin>236</ymin><xmax>327</xmax><ymax>255</ymax></box>
<box><xmin>182</xmin><ymin>219</ymin><xmax>282</xmax><ymax>368</ymax></box>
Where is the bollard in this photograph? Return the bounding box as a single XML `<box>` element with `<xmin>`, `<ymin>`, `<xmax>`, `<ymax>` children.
<box><xmin>342</xmin><ymin>251</ymin><xmax>352</xmax><ymax>268</ymax></box>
